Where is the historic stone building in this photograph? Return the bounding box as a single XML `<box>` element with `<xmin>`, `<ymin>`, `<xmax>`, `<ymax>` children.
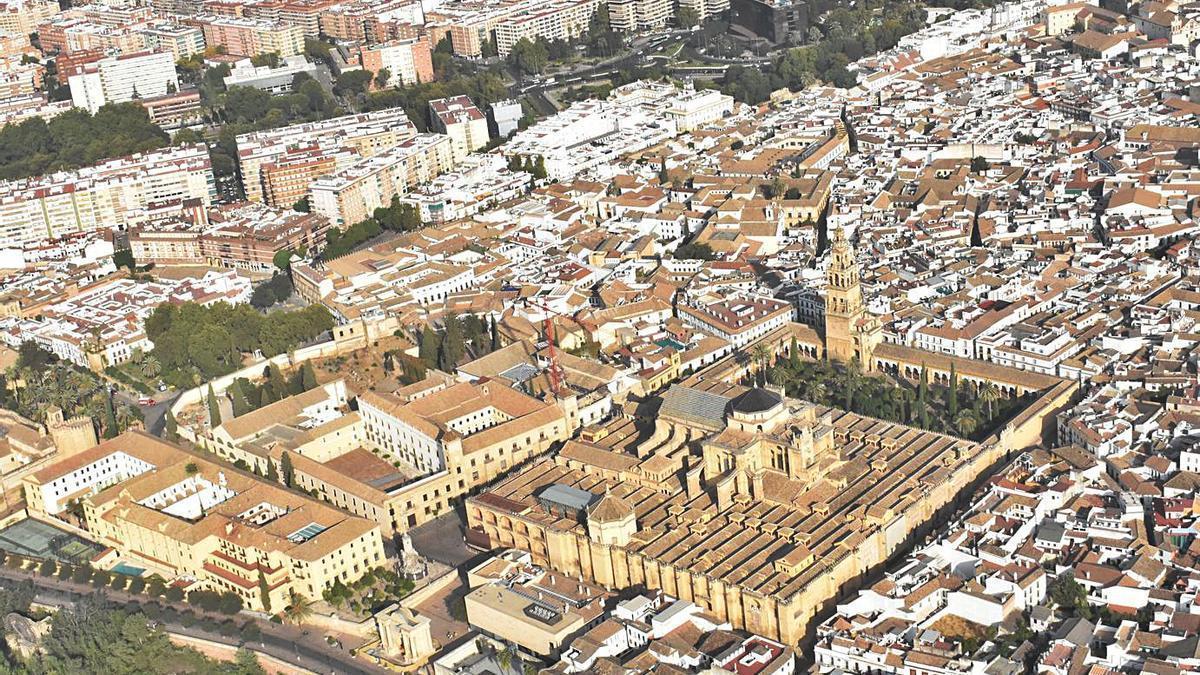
<box><xmin>466</xmin><ymin>383</ymin><xmax>1014</xmax><ymax>646</ymax></box>
<box><xmin>823</xmin><ymin>227</ymin><xmax>883</xmax><ymax>372</ymax></box>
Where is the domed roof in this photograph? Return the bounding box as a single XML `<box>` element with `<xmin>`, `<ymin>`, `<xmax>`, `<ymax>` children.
<box><xmin>731</xmin><ymin>387</ymin><xmax>783</xmax><ymax>415</ymax></box>
<box><xmin>588</xmin><ymin>492</ymin><xmax>635</xmax><ymax>523</ymax></box>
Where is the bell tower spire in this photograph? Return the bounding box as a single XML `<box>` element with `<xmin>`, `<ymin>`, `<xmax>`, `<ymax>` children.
<box><xmin>823</xmin><ymin>227</ymin><xmax>881</xmax><ymax>372</ymax></box>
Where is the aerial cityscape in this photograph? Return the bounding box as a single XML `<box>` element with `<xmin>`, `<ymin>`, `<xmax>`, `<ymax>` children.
<box><xmin>0</xmin><ymin>0</ymin><xmax>1191</xmax><ymax>672</ymax></box>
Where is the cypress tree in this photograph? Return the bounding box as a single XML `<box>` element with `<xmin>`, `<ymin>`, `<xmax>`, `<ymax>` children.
<box><xmin>268</xmin><ymin>363</ymin><xmax>288</xmax><ymax>399</ymax></box>
<box><xmin>103</xmin><ymin>393</ymin><xmax>119</xmax><ymax>439</ymax></box>
<box><xmin>258</xmin><ymin>570</ymin><xmax>272</xmax><ymax>613</ymax></box>
<box><xmin>280</xmin><ymin>452</ymin><xmax>294</xmax><ymax>488</ymax></box>
<box><xmin>265</xmin><ymin>458</ymin><xmax>278</xmax><ymax>482</ymax></box>
<box><xmin>917</xmin><ymin>364</ymin><xmax>929</xmax><ymax>429</ymax></box>
<box><xmin>419</xmin><ymin>326</ymin><xmax>440</xmax><ymax>368</ymax></box>
<box><xmin>300</xmin><ymin>361</ymin><xmax>318</xmax><ymax>390</ymax></box>
<box><xmin>206</xmin><ymin>385</ymin><xmax>222</xmax><ymax>427</ymax></box>
<box><xmin>490</xmin><ymin>316</ymin><xmax>501</xmax><ymax>352</ymax></box>
<box><xmin>229</xmin><ymin>380</ymin><xmax>252</xmax><ymax>417</ymax></box>
<box><xmin>948</xmin><ymin>361</ymin><xmax>959</xmax><ymax>419</ymax></box>
<box><xmin>164</xmin><ymin>408</ymin><xmax>178</xmax><ymax>442</ymax></box>
<box><xmin>443</xmin><ymin>312</ymin><xmax>465</xmax><ymax>369</ymax></box>
<box><xmin>789</xmin><ymin>336</ymin><xmax>799</xmax><ymax>369</ymax></box>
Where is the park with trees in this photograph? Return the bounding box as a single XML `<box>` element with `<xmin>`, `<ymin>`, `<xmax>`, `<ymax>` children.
<box><xmin>143</xmin><ymin>301</ymin><xmax>334</xmax><ymax>389</ymax></box>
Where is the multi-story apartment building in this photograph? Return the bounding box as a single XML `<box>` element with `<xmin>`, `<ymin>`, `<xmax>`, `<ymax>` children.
<box><xmin>66</xmin><ymin>50</ymin><xmax>179</xmax><ymax>112</ymax></box>
<box><xmin>607</xmin><ymin>0</ymin><xmax>672</xmax><ymax>32</ymax></box>
<box><xmin>309</xmin><ymin>134</ymin><xmax>454</xmax><ymax>227</ymax></box>
<box><xmin>358</xmin><ymin>35</ymin><xmax>434</xmax><ymax>88</ymax></box>
<box><xmin>679</xmin><ymin>0</ymin><xmax>729</xmax><ymax>23</ymax></box>
<box><xmin>493</xmin><ymin>0</ymin><xmax>600</xmax><ymax>57</ymax></box>
<box><xmin>140</xmin><ymin>21</ymin><xmax>207</xmax><ymax>59</ymax></box>
<box><xmin>130</xmin><ymin>202</ymin><xmax>329</xmax><ymax>272</ymax></box>
<box><xmin>236</xmin><ymin>108</ymin><xmax>417</xmax><ymax>204</ymax></box>
<box><xmin>0</xmin><ymin>0</ymin><xmax>58</xmax><ymax>37</ymax></box>
<box><xmin>196</xmin><ymin>15</ymin><xmax>304</xmax><ymax>57</ymax></box>
<box><xmin>23</xmin><ymin>431</ymin><xmax>386</xmax><ymax>612</ymax></box>
<box><xmin>431</xmin><ymin>0</ymin><xmax>599</xmax><ymax>58</ymax></box>
<box><xmin>248</xmin><ymin>0</ymin><xmax>339</xmax><ymax>36</ymax></box>
<box><xmin>429</xmin><ymin>95</ymin><xmax>490</xmax><ymax>162</ymax></box>
<box><xmin>0</xmin><ymin>145</ymin><xmax>215</xmax><ymax>251</ymax></box>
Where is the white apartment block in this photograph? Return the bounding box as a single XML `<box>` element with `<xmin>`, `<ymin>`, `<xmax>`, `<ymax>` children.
<box><xmin>67</xmin><ymin>50</ymin><xmax>179</xmax><ymax>113</ymax></box>
<box><xmin>607</xmin><ymin>0</ymin><xmax>672</xmax><ymax>32</ymax></box>
<box><xmin>236</xmin><ymin>108</ymin><xmax>417</xmax><ymax>204</ymax></box>
<box><xmin>494</xmin><ymin>0</ymin><xmax>600</xmax><ymax>57</ymax></box>
<box><xmin>0</xmin><ymin>145</ymin><xmax>214</xmax><ymax>250</ymax></box>
<box><xmin>678</xmin><ymin>0</ymin><xmax>728</xmax><ymax>23</ymax></box>
<box><xmin>309</xmin><ymin>134</ymin><xmax>454</xmax><ymax>227</ymax></box>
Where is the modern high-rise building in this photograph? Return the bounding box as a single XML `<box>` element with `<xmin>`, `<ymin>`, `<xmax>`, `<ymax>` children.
<box><xmin>66</xmin><ymin>50</ymin><xmax>179</xmax><ymax>112</ymax></box>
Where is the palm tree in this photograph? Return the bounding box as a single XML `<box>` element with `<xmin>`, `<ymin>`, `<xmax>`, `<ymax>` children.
<box><xmin>807</xmin><ymin>380</ymin><xmax>827</xmax><ymax>404</ymax></box>
<box><xmin>284</xmin><ymin>589</ymin><xmax>314</xmax><ymax>624</ymax></box>
<box><xmin>978</xmin><ymin>382</ymin><xmax>1001</xmax><ymax>421</ymax></box>
<box><xmin>750</xmin><ymin>344</ymin><xmax>772</xmax><ymax>386</ymax></box>
<box><xmin>496</xmin><ymin>645</ymin><xmax>515</xmax><ymax>672</ymax></box>
<box><xmin>767</xmin><ymin>366</ymin><xmax>788</xmax><ymax>387</ymax></box>
<box><xmin>141</xmin><ymin>355</ymin><xmax>161</xmax><ymax>379</ymax></box>
<box><xmin>954</xmin><ymin>411</ymin><xmax>978</xmax><ymax>438</ymax></box>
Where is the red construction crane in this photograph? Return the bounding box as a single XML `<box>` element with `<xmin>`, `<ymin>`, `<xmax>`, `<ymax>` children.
<box><xmin>525</xmin><ymin>298</ymin><xmax>566</xmax><ymax>397</ymax></box>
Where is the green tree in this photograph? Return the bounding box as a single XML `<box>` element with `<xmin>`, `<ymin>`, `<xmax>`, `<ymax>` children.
<box><xmin>675</xmin><ymin>242</ymin><xmax>715</xmax><ymax>260</ymax></box>
<box><xmin>789</xmin><ymin>336</ymin><xmax>800</xmax><ymax>369</ymax></box>
<box><xmin>102</xmin><ymin>392</ymin><xmax>120</xmax><ymax>439</ymax></box>
<box><xmin>917</xmin><ymin>364</ymin><xmax>929</xmax><ymax>429</ymax></box>
<box><xmin>507</xmin><ymin>37</ymin><xmax>549</xmax><ymax>75</ymax></box>
<box><xmin>971</xmin><ymin>156</ymin><xmax>990</xmax><ymax>173</ymax></box>
<box><xmin>273</xmin><ymin>249</ymin><xmax>293</xmax><ymax>270</ymax></box>
<box><xmin>299</xmin><ymin>361</ymin><xmax>318</xmax><ymax>390</ymax></box>
<box><xmin>258</xmin><ymin>570</ymin><xmax>273</xmax><ymax>613</ymax></box>
<box><xmin>948</xmin><ymin>361</ymin><xmax>959</xmax><ymax>419</ymax></box>
<box><xmin>954</xmin><ymin>411</ymin><xmax>978</xmax><ymax>438</ymax></box>
<box><xmin>441</xmin><ymin>313</ymin><xmax>465</xmax><ymax>370</ymax></box>
<box><xmin>284</xmin><ymin>589</ymin><xmax>313</xmax><ymax>624</ymax></box>
<box><xmin>280</xmin><ymin>452</ymin><xmax>294</xmax><ymax>488</ymax></box>
<box><xmin>206</xmin><ymin>385</ymin><xmax>222</xmax><ymax>427</ymax></box>
<box><xmin>979</xmin><ymin>381</ymin><xmax>1000</xmax><ymax>421</ymax></box>
<box><xmin>419</xmin><ymin>326</ymin><xmax>441</xmax><ymax>369</ymax></box>
<box><xmin>490</xmin><ymin>316</ymin><xmax>501</xmax><ymax>352</ymax></box>
<box><xmin>677</xmin><ymin>6</ymin><xmax>700</xmax><ymax>28</ymax></box>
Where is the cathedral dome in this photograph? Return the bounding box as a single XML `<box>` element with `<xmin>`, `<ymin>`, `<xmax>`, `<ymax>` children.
<box><xmin>731</xmin><ymin>387</ymin><xmax>783</xmax><ymax>415</ymax></box>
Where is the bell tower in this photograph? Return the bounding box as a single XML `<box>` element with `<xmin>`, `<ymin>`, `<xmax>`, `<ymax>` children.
<box><xmin>824</xmin><ymin>227</ymin><xmax>880</xmax><ymax>371</ymax></box>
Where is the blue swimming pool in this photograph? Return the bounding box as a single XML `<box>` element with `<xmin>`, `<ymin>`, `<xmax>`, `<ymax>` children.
<box><xmin>112</xmin><ymin>562</ymin><xmax>145</xmax><ymax>576</ymax></box>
